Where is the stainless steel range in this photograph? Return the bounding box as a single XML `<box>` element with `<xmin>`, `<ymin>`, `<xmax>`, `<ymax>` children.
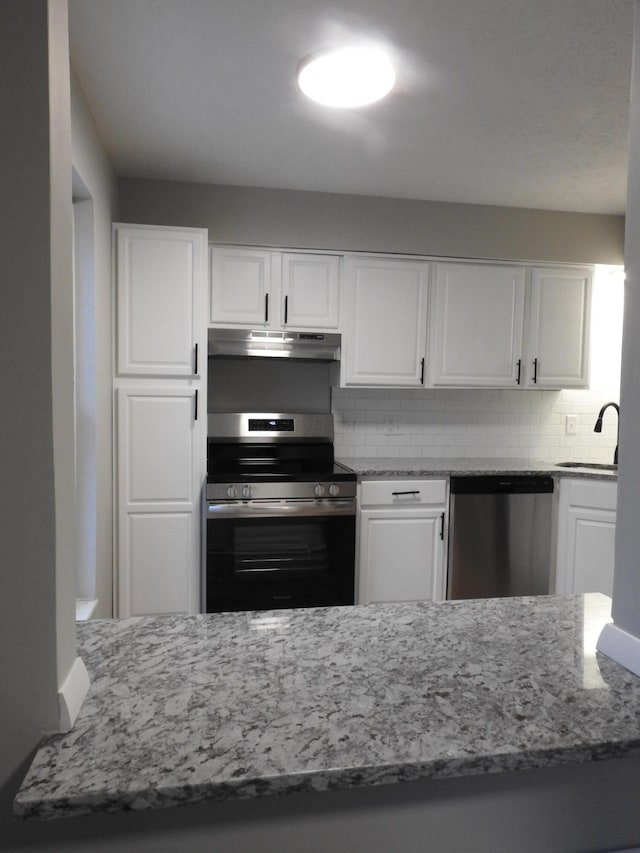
<box><xmin>205</xmin><ymin>413</ymin><xmax>356</xmax><ymax>612</ymax></box>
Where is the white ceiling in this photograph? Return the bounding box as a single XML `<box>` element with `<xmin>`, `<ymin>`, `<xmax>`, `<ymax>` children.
<box><xmin>69</xmin><ymin>0</ymin><xmax>633</xmax><ymax>215</ymax></box>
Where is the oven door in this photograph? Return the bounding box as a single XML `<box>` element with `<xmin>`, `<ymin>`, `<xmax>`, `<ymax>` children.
<box><xmin>206</xmin><ymin>500</ymin><xmax>356</xmax><ymax>612</ymax></box>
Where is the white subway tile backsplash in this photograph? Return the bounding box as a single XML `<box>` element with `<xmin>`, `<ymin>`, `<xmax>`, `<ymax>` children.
<box><xmin>333</xmin><ymin>387</ymin><xmax>619</xmax><ymax>463</ymax></box>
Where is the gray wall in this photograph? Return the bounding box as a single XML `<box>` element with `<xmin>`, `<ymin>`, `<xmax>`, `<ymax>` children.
<box><xmin>70</xmin><ymin>72</ymin><xmax>119</xmax><ymax>618</ymax></box>
<box><xmin>49</xmin><ymin>0</ymin><xmax>77</xmax><ymax>691</ymax></box>
<box><xmin>119</xmin><ymin>178</ymin><xmax>625</xmax><ymax>265</ymax></box>
<box><xmin>0</xmin><ymin>0</ymin><xmax>120</xmax><ymax>845</ymax></box>
<box><xmin>614</xmin><ymin>0</ymin><xmax>640</xmax><ymax>638</ymax></box>
<box><xmin>0</xmin><ymin>0</ymin><xmax>66</xmax><ymax>830</ymax></box>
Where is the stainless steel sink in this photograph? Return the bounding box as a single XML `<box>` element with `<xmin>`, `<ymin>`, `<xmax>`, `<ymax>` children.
<box><xmin>556</xmin><ymin>461</ymin><xmax>618</xmax><ymax>471</ymax></box>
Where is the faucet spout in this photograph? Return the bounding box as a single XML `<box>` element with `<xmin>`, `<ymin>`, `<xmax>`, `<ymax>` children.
<box><xmin>593</xmin><ymin>402</ymin><xmax>620</xmax><ymax>464</ymax></box>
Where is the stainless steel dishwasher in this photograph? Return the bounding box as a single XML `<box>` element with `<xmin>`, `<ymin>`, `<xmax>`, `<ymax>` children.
<box><xmin>447</xmin><ymin>475</ymin><xmax>554</xmax><ymax>600</ymax></box>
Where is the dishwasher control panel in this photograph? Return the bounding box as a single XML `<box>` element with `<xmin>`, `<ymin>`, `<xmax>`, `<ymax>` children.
<box><xmin>449</xmin><ymin>475</ymin><xmax>554</xmax><ymax>494</ymax></box>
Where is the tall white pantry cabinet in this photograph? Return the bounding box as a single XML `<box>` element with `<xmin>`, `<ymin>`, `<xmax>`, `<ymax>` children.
<box><xmin>113</xmin><ymin>224</ymin><xmax>208</xmax><ymax>617</ymax></box>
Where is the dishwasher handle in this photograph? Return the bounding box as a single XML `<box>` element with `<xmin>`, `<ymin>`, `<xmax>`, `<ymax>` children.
<box><xmin>450</xmin><ymin>475</ymin><xmax>554</xmax><ymax>495</ymax></box>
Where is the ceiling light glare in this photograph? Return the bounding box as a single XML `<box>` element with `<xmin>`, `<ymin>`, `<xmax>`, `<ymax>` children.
<box><xmin>298</xmin><ymin>46</ymin><xmax>395</xmax><ymax>108</ymax></box>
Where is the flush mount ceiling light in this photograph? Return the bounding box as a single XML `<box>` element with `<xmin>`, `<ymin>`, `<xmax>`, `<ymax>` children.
<box><xmin>297</xmin><ymin>46</ymin><xmax>395</xmax><ymax>108</ymax></box>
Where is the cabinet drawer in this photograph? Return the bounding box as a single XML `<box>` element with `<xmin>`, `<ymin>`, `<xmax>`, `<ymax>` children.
<box><xmin>565</xmin><ymin>478</ymin><xmax>617</xmax><ymax>511</ymax></box>
<box><xmin>360</xmin><ymin>479</ymin><xmax>447</xmax><ymax>507</ymax></box>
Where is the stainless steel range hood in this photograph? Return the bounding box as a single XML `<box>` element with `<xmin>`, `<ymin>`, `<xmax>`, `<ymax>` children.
<box><xmin>208</xmin><ymin>328</ymin><xmax>341</xmax><ymax>361</ymax></box>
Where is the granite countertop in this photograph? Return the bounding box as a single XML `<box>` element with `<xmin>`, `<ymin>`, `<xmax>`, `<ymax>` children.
<box><xmin>338</xmin><ymin>456</ymin><xmax>618</xmax><ymax>480</ymax></box>
<box><xmin>15</xmin><ymin>594</ymin><xmax>640</xmax><ymax>820</ymax></box>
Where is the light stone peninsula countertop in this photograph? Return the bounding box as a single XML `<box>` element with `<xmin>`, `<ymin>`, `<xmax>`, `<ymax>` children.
<box><xmin>14</xmin><ymin>594</ymin><xmax>640</xmax><ymax>821</ymax></box>
<box><xmin>339</xmin><ymin>456</ymin><xmax>617</xmax><ymax>480</ymax></box>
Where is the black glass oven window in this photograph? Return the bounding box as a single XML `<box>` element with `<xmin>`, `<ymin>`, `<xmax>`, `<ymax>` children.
<box><xmin>233</xmin><ymin>523</ymin><xmax>327</xmax><ymax>575</ymax></box>
<box><xmin>206</xmin><ymin>514</ymin><xmax>355</xmax><ymax>612</ymax></box>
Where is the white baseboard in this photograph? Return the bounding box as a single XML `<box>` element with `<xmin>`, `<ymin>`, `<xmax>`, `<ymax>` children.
<box><xmin>58</xmin><ymin>656</ymin><xmax>90</xmax><ymax>732</ymax></box>
<box><xmin>597</xmin><ymin>622</ymin><xmax>640</xmax><ymax>678</ymax></box>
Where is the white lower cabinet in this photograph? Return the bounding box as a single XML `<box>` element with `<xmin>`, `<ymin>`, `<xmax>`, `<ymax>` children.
<box><xmin>116</xmin><ymin>386</ymin><xmax>205</xmax><ymax>617</ymax></box>
<box><xmin>358</xmin><ymin>479</ymin><xmax>447</xmax><ymax>604</ymax></box>
<box><xmin>555</xmin><ymin>478</ymin><xmax>617</xmax><ymax>596</ymax></box>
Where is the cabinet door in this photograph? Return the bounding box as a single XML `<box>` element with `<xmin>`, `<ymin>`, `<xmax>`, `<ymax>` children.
<box><xmin>210</xmin><ymin>247</ymin><xmax>273</xmax><ymax>326</ymax></box>
<box><xmin>343</xmin><ymin>257</ymin><xmax>429</xmax><ymax>386</ymax></box>
<box><xmin>116</xmin><ymin>226</ymin><xmax>206</xmax><ymax>376</ymax></box>
<box><xmin>359</xmin><ymin>509</ymin><xmax>444</xmax><ymax>604</ymax></box>
<box><xmin>555</xmin><ymin>478</ymin><xmax>617</xmax><ymax>596</ymax></box>
<box><xmin>559</xmin><ymin>508</ymin><xmax>616</xmax><ymax>596</ymax></box>
<box><xmin>526</xmin><ymin>267</ymin><xmax>592</xmax><ymax>388</ymax></box>
<box><xmin>116</xmin><ymin>387</ymin><xmax>203</xmax><ymax>617</ymax></box>
<box><xmin>281</xmin><ymin>253</ymin><xmax>340</xmax><ymax>330</ymax></box>
<box><xmin>429</xmin><ymin>262</ymin><xmax>526</xmax><ymax>387</ymax></box>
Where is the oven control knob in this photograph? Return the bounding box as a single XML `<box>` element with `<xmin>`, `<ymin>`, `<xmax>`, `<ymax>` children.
<box><xmin>241</xmin><ymin>485</ymin><xmax>252</xmax><ymax>499</ymax></box>
<box><xmin>328</xmin><ymin>483</ymin><xmax>340</xmax><ymax>497</ymax></box>
<box><xmin>226</xmin><ymin>485</ymin><xmax>237</xmax><ymax>499</ymax></box>
<box><xmin>314</xmin><ymin>483</ymin><xmax>326</xmax><ymax>498</ymax></box>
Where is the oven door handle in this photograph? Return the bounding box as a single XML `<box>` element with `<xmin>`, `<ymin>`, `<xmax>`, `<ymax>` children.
<box><xmin>207</xmin><ymin>500</ymin><xmax>356</xmax><ymax>519</ymax></box>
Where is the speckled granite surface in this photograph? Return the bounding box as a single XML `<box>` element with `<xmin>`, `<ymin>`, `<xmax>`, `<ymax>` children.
<box><xmin>339</xmin><ymin>456</ymin><xmax>617</xmax><ymax>480</ymax></box>
<box><xmin>15</xmin><ymin>594</ymin><xmax>640</xmax><ymax>821</ymax></box>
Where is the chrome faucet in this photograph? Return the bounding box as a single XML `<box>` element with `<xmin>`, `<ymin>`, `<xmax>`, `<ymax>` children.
<box><xmin>593</xmin><ymin>402</ymin><xmax>620</xmax><ymax>465</ymax></box>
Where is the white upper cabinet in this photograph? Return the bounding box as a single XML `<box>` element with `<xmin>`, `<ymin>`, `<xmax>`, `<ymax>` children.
<box><xmin>525</xmin><ymin>267</ymin><xmax>592</xmax><ymax>388</ymax></box>
<box><xmin>209</xmin><ymin>247</ymin><xmax>273</xmax><ymax>327</ymax></box>
<box><xmin>428</xmin><ymin>261</ymin><xmax>593</xmax><ymax>389</ymax></box>
<box><xmin>115</xmin><ymin>225</ymin><xmax>207</xmax><ymax>376</ymax></box>
<box><xmin>210</xmin><ymin>246</ymin><xmax>593</xmax><ymax>390</ymax></box>
<box><xmin>342</xmin><ymin>256</ymin><xmax>429</xmax><ymax>387</ymax></box>
<box><xmin>210</xmin><ymin>246</ymin><xmax>341</xmax><ymax>331</ymax></box>
<box><xmin>429</xmin><ymin>263</ymin><xmax>526</xmax><ymax>387</ymax></box>
<box><xmin>281</xmin><ymin>253</ymin><xmax>340</xmax><ymax>330</ymax></box>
